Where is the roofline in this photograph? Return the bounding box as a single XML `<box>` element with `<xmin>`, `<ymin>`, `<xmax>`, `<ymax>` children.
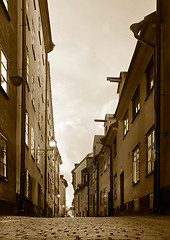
<box><xmin>38</xmin><ymin>0</ymin><xmax>55</xmax><ymax>53</ymax></box>
<box><xmin>115</xmin><ymin>12</ymin><xmax>156</xmax><ymax>118</ymax></box>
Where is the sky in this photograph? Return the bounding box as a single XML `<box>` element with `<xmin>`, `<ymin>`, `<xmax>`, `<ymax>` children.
<box><xmin>48</xmin><ymin>0</ymin><xmax>156</xmax><ymax>207</ymax></box>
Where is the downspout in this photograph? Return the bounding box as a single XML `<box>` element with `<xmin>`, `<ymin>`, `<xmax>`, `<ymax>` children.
<box><xmin>155</xmin><ymin>0</ymin><xmax>161</xmax><ymax>213</ymax></box>
<box><xmin>109</xmin><ymin>145</ymin><xmax>113</xmax><ymax>216</ymax></box>
<box><xmin>94</xmin><ymin>157</ymin><xmax>99</xmax><ymax>217</ymax></box>
<box><xmin>130</xmin><ymin>7</ymin><xmax>161</xmax><ymax>213</ymax></box>
<box><xmin>19</xmin><ymin>0</ymin><xmax>26</xmax><ymax>213</ymax></box>
<box><xmin>44</xmin><ymin>56</ymin><xmax>48</xmax><ymax>217</ymax></box>
<box><xmin>87</xmin><ymin>172</ymin><xmax>89</xmax><ymax>217</ymax></box>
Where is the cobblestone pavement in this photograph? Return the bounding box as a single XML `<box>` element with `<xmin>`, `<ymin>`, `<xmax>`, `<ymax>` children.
<box><xmin>0</xmin><ymin>216</ymin><xmax>170</xmax><ymax>240</ymax></box>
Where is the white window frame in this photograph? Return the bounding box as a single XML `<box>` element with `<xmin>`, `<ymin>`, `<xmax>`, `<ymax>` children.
<box><xmin>132</xmin><ymin>145</ymin><xmax>140</xmax><ymax>184</ymax></box>
<box><xmin>0</xmin><ymin>49</ymin><xmax>8</xmax><ymax>93</ymax></box>
<box><xmin>3</xmin><ymin>0</ymin><xmax>8</xmax><ymax>10</ymax></box>
<box><xmin>132</xmin><ymin>86</ymin><xmax>140</xmax><ymax>119</ymax></box>
<box><xmin>37</xmin><ymin>145</ymin><xmax>40</xmax><ymax>167</ymax></box>
<box><xmin>31</xmin><ymin>127</ymin><xmax>35</xmax><ymax>158</ymax></box>
<box><xmin>0</xmin><ymin>133</ymin><xmax>7</xmax><ymax>178</ymax></box>
<box><xmin>31</xmin><ymin>75</ymin><xmax>35</xmax><ymax>110</ymax></box>
<box><xmin>146</xmin><ymin>128</ymin><xmax>155</xmax><ymax>174</ymax></box>
<box><xmin>26</xmin><ymin>48</ymin><xmax>29</xmax><ymax>86</ymax></box>
<box><xmin>123</xmin><ymin>110</ymin><xmax>129</xmax><ymax>137</ymax></box>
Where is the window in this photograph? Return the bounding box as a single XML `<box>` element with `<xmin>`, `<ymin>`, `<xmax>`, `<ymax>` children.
<box><xmin>38</xmin><ymin>100</ymin><xmax>41</xmax><ymax>129</ymax></box>
<box><xmin>0</xmin><ymin>49</ymin><xmax>8</xmax><ymax>93</ymax></box>
<box><xmin>37</xmin><ymin>145</ymin><xmax>40</xmax><ymax>167</ymax></box>
<box><xmin>38</xmin><ymin>15</ymin><xmax>42</xmax><ymax>45</ymax></box>
<box><xmin>31</xmin><ymin>127</ymin><xmax>35</xmax><ymax>158</ymax></box>
<box><xmin>31</xmin><ymin>19</ymin><xmax>36</xmax><ymax>59</ymax></box>
<box><xmin>26</xmin><ymin>0</ymin><xmax>30</xmax><ymax>29</ymax></box>
<box><xmin>0</xmin><ymin>134</ymin><xmax>7</xmax><ymax>178</ymax></box>
<box><xmin>31</xmin><ymin>75</ymin><xmax>35</xmax><ymax>110</ymax></box>
<box><xmin>2</xmin><ymin>0</ymin><xmax>8</xmax><ymax>10</ymax></box>
<box><xmin>146</xmin><ymin>128</ymin><xmax>155</xmax><ymax>174</ymax></box>
<box><xmin>42</xmin><ymin>42</ymin><xmax>45</xmax><ymax>65</ymax></box>
<box><xmin>41</xmin><ymin>80</ymin><xmax>44</xmax><ymax>103</ymax></box>
<box><xmin>123</xmin><ymin>110</ymin><xmax>129</xmax><ymax>137</ymax></box>
<box><xmin>104</xmin><ymin>160</ymin><xmax>107</xmax><ymax>171</ymax></box>
<box><xmin>104</xmin><ymin>188</ymin><xmax>107</xmax><ymax>203</ymax></box>
<box><xmin>33</xmin><ymin>0</ymin><xmax>36</xmax><ymax>9</ymax></box>
<box><xmin>132</xmin><ymin>86</ymin><xmax>140</xmax><ymax>119</ymax></box>
<box><xmin>25</xmin><ymin>169</ymin><xmax>32</xmax><ymax>200</ymax></box>
<box><xmin>132</xmin><ymin>145</ymin><xmax>140</xmax><ymax>184</ymax></box>
<box><xmin>100</xmin><ymin>191</ymin><xmax>103</xmax><ymax>205</ymax></box>
<box><xmin>146</xmin><ymin>57</ymin><xmax>154</xmax><ymax>95</ymax></box>
<box><xmin>26</xmin><ymin>48</ymin><xmax>29</xmax><ymax>86</ymax></box>
<box><xmin>113</xmin><ymin>137</ymin><xmax>117</xmax><ymax>158</ymax></box>
<box><xmin>25</xmin><ymin>111</ymin><xmax>29</xmax><ymax>146</ymax></box>
<box><xmin>37</xmin><ymin>55</ymin><xmax>40</xmax><ymax>81</ymax></box>
<box><xmin>114</xmin><ymin>174</ymin><xmax>117</xmax><ymax>199</ymax></box>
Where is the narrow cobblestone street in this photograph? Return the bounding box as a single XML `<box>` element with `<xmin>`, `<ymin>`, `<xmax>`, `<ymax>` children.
<box><xmin>0</xmin><ymin>216</ymin><xmax>170</xmax><ymax>240</ymax></box>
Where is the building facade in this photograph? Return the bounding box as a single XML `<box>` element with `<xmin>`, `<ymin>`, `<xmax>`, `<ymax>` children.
<box><xmin>71</xmin><ymin>2</ymin><xmax>170</xmax><ymax>217</ymax></box>
<box><xmin>72</xmin><ymin>153</ymin><xmax>93</xmax><ymax>217</ymax></box>
<box><xmin>0</xmin><ymin>0</ymin><xmax>64</xmax><ymax>217</ymax></box>
<box><xmin>0</xmin><ymin>0</ymin><xmax>19</xmax><ymax>215</ymax></box>
<box><xmin>59</xmin><ymin>175</ymin><xmax>68</xmax><ymax>217</ymax></box>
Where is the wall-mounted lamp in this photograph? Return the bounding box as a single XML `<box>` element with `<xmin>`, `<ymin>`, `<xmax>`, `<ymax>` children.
<box><xmin>10</xmin><ymin>75</ymin><xmax>24</xmax><ymax>87</ymax></box>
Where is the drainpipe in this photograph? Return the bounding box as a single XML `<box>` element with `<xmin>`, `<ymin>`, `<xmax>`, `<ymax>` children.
<box><xmin>44</xmin><ymin>56</ymin><xmax>48</xmax><ymax>217</ymax></box>
<box><xmin>109</xmin><ymin>145</ymin><xmax>113</xmax><ymax>216</ymax></box>
<box><xmin>19</xmin><ymin>0</ymin><xmax>26</xmax><ymax>214</ymax></box>
<box><xmin>130</xmin><ymin>5</ymin><xmax>161</xmax><ymax>213</ymax></box>
<box><xmin>154</xmin><ymin>0</ymin><xmax>161</xmax><ymax>213</ymax></box>
<box><xmin>96</xmin><ymin>162</ymin><xmax>99</xmax><ymax>217</ymax></box>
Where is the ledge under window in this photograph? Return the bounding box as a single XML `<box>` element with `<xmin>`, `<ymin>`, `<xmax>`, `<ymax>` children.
<box><xmin>146</xmin><ymin>170</ymin><xmax>154</xmax><ymax>177</ymax></box>
<box><xmin>0</xmin><ymin>85</ymin><xmax>9</xmax><ymax>99</ymax></box>
<box><xmin>132</xmin><ymin>180</ymin><xmax>140</xmax><ymax>186</ymax></box>
<box><xmin>131</xmin><ymin>110</ymin><xmax>140</xmax><ymax>124</ymax></box>
<box><xmin>145</xmin><ymin>86</ymin><xmax>154</xmax><ymax>101</ymax></box>
<box><xmin>0</xmin><ymin>174</ymin><xmax>8</xmax><ymax>182</ymax></box>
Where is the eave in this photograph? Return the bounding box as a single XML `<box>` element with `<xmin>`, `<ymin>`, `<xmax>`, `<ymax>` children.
<box><xmin>38</xmin><ymin>0</ymin><xmax>55</xmax><ymax>53</ymax></box>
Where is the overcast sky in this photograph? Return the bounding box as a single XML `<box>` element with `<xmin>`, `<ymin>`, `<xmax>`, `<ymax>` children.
<box><xmin>48</xmin><ymin>0</ymin><xmax>156</xmax><ymax>207</ymax></box>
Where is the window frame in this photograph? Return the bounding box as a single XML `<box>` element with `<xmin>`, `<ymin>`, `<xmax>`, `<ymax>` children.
<box><xmin>132</xmin><ymin>144</ymin><xmax>140</xmax><ymax>185</ymax></box>
<box><xmin>123</xmin><ymin>110</ymin><xmax>129</xmax><ymax>137</ymax></box>
<box><xmin>26</xmin><ymin>48</ymin><xmax>30</xmax><ymax>87</ymax></box>
<box><xmin>0</xmin><ymin>133</ymin><xmax>7</xmax><ymax>179</ymax></box>
<box><xmin>114</xmin><ymin>173</ymin><xmax>117</xmax><ymax>200</ymax></box>
<box><xmin>145</xmin><ymin>56</ymin><xmax>154</xmax><ymax>97</ymax></box>
<box><xmin>132</xmin><ymin>85</ymin><xmax>140</xmax><ymax>121</ymax></box>
<box><xmin>31</xmin><ymin>127</ymin><xmax>35</xmax><ymax>159</ymax></box>
<box><xmin>113</xmin><ymin>137</ymin><xmax>117</xmax><ymax>158</ymax></box>
<box><xmin>31</xmin><ymin>75</ymin><xmax>35</xmax><ymax>111</ymax></box>
<box><xmin>146</xmin><ymin>127</ymin><xmax>155</xmax><ymax>175</ymax></box>
<box><xmin>0</xmin><ymin>49</ymin><xmax>8</xmax><ymax>94</ymax></box>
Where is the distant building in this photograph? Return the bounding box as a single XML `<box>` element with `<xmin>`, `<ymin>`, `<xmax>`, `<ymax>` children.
<box><xmin>59</xmin><ymin>175</ymin><xmax>68</xmax><ymax>217</ymax></box>
<box><xmin>94</xmin><ymin>115</ymin><xmax>117</xmax><ymax>217</ymax></box>
<box><xmin>71</xmin><ymin>153</ymin><xmax>93</xmax><ymax>217</ymax></box>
